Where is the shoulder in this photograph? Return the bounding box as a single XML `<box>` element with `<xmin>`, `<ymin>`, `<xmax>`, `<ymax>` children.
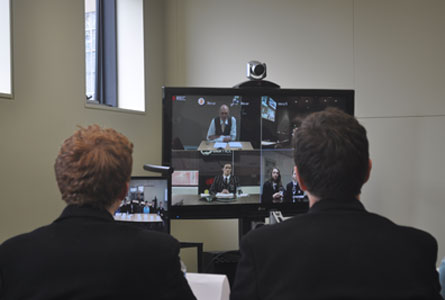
<box><xmin>112</xmin><ymin>224</ymin><xmax>181</xmax><ymax>259</ymax></box>
<box><xmin>357</xmin><ymin>211</ymin><xmax>438</xmax><ymax>252</ymax></box>
<box><xmin>393</xmin><ymin>222</ymin><xmax>438</xmax><ymax>248</ymax></box>
<box><xmin>136</xmin><ymin>229</ymin><xmax>179</xmax><ymax>248</ymax></box>
<box><xmin>116</xmin><ymin>222</ymin><xmax>179</xmax><ymax>247</ymax></box>
<box><xmin>0</xmin><ymin>225</ymin><xmax>56</xmax><ymax>264</ymax></box>
<box><xmin>263</xmin><ymin>181</ymin><xmax>272</xmax><ymax>188</ymax></box>
<box><xmin>0</xmin><ymin>224</ymin><xmax>51</xmax><ymax>251</ymax></box>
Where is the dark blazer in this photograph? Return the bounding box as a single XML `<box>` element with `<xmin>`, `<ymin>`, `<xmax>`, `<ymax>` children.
<box><xmin>284</xmin><ymin>181</ymin><xmax>305</xmax><ymax>203</ymax></box>
<box><xmin>210</xmin><ymin>175</ymin><xmax>238</xmax><ymax>195</ymax></box>
<box><xmin>0</xmin><ymin>205</ymin><xmax>196</xmax><ymax>300</ymax></box>
<box><xmin>261</xmin><ymin>180</ymin><xmax>283</xmax><ymax>203</ymax></box>
<box><xmin>231</xmin><ymin>198</ymin><xmax>442</xmax><ymax>300</ymax></box>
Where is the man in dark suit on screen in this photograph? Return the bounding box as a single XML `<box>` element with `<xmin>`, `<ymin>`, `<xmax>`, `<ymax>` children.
<box><xmin>0</xmin><ymin>125</ymin><xmax>196</xmax><ymax>300</ymax></box>
<box><xmin>210</xmin><ymin>163</ymin><xmax>239</xmax><ymax>195</ymax></box>
<box><xmin>231</xmin><ymin>108</ymin><xmax>442</xmax><ymax>300</ymax></box>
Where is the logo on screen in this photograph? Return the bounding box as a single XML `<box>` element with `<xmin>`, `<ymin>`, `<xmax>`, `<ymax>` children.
<box><xmin>198</xmin><ymin>97</ymin><xmax>206</xmax><ymax>106</ymax></box>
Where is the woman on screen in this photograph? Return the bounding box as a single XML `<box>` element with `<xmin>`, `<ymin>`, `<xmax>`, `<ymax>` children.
<box><xmin>261</xmin><ymin>168</ymin><xmax>284</xmax><ymax>203</ymax></box>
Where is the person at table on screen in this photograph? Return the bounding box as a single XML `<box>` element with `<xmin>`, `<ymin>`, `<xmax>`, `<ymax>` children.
<box><xmin>261</xmin><ymin>167</ymin><xmax>284</xmax><ymax>203</ymax></box>
<box><xmin>210</xmin><ymin>163</ymin><xmax>239</xmax><ymax>195</ymax></box>
<box><xmin>0</xmin><ymin>125</ymin><xmax>196</xmax><ymax>300</ymax></box>
<box><xmin>284</xmin><ymin>168</ymin><xmax>306</xmax><ymax>203</ymax></box>
<box><xmin>207</xmin><ymin>104</ymin><xmax>237</xmax><ymax>142</ymax></box>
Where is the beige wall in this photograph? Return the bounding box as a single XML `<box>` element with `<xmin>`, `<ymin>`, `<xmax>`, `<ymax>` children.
<box><xmin>0</xmin><ymin>0</ymin><xmax>165</xmax><ymax>240</ymax></box>
<box><xmin>1</xmin><ymin>0</ymin><xmax>445</xmax><ymax>273</ymax></box>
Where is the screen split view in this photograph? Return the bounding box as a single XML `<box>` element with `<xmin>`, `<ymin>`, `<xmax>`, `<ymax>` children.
<box><xmin>169</xmin><ymin>92</ymin><xmax>350</xmax><ymax>207</ymax></box>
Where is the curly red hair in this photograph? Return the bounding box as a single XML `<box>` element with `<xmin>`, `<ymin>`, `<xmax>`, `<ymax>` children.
<box><xmin>54</xmin><ymin>125</ymin><xmax>133</xmax><ymax>209</ymax></box>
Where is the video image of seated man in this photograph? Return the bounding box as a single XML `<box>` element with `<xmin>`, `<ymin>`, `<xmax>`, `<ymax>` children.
<box><xmin>209</xmin><ymin>162</ymin><xmax>239</xmax><ymax>195</ymax></box>
<box><xmin>207</xmin><ymin>104</ymin><xmax>237</xmax><ymax>142</ymax></box>
<box><xmin>284</xmin><ymin>168</ymin><xmax>307</xmax><ymax>202</ymax></box>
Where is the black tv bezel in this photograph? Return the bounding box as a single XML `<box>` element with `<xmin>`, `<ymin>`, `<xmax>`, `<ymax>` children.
<box><xmin>162</xmin><ymin>86</ymin><xmax>354</xmax><ymax>219</ymax></box>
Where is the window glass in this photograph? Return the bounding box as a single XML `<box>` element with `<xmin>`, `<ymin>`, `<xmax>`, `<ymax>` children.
<box><xmin>84</xmin><ymin>0</ymin><xmax>145</xmax><ymax>111</ymax></box>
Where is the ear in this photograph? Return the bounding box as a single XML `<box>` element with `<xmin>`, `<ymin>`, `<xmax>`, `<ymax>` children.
<box><xmin>294</xmin><ymin>165</ymin><xmax>308</xmax><ymax>191</ymax></box>
<box><xmin>364</xmin><ymin>159</ymin><xmax>372</xmax><ymax>184</ymax></box>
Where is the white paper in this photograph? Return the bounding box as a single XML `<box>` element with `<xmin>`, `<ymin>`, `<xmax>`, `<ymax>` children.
<box><xmin>186</xmin><ymin>273</ymin><xmax>230</xmax><ymax>300</ymax></box>
<box><xmin>213</xmin><ymin>142</ymin><xmax>227</xmax><ymax>149</ymax></box>
<box><xmin>228</xmin><ymin>142</ymin><xmax>242</xmax><ymax>148</ymax></box>
<box><xmin>215</xmin><ymin>193</ymin><xmax>234</xmax><ymax>198</ymax></box>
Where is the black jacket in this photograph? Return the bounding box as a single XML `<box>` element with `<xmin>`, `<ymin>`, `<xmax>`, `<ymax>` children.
<box><xmin>284</xmin><ymin>181</ymin><xmax>305</xmax><ymax>203</ymax></box>
<box><xmin>0</xmin><ymin>205</ymin><xmax>196</xmax><ymax>300</ymax></box>
<box><xmin>231</xmin><ymin>197</ymin><xmax>442</xmax><ymax>300</ymax></box>
<box><xmin>261</xmin><ymin>180</ymin><xmax>283</xmax><ymax>203</ymax></box>
<box><xmin>210</xmin><ymin>175</ymin><xmax>239</xmax><ymax>195</ymax></box>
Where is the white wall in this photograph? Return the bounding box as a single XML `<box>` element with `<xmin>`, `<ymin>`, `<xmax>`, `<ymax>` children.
<box><xmin>165</xmin><ymin>0</ymin><xmax>445</xmax><ymax>269</ymax></box>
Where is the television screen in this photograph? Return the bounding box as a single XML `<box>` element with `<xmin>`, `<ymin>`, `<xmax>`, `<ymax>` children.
<box><xmin>118</xmin><ymin>176</ymin><xmax>169</xmax><ymax>215</ymax></box>
<box><xmin>261</xmin><ymin>96</ymin><xmax>276</xmax><ymax>122</ymax></box>
<box><xmin>163</xmin><ymin>87</ymin><xmax>354</xmax><ymax>218</ymax></box>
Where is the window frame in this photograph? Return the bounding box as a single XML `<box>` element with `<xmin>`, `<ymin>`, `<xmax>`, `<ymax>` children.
<box><xmin>84</xmin><ymin>0</ymin><xmax>146</xmax><ymax>113</ymax></box>
<box><xmin>0</xmin><ymin>0</ymin><xmax>13</xmax><ymax>99</ymax></box>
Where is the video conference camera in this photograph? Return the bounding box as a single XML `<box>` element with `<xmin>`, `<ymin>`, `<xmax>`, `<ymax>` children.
<box><xmin>247</xmin><ymin>61</ymin><xmax>267</xmax><ymax>80</ymax></box>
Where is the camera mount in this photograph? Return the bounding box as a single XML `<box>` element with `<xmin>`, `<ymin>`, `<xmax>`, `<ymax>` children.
<box><xmin>233</xmin><ymin>61</ymin><xmax>280</xmax><ymax>89</ymax></box>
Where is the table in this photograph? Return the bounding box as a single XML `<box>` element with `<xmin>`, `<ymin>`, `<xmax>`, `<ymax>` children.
<box><xmin>114</xmin><ymin>213</ymin><xmax>163</xmax><ymax>222</ymax></box>
<box><xmin>172</xmin><ymin>194</ymin><xmax>260</xmax><ymax>206</ymax></box>
<box><xmin>114</xmin><ymin>213</ymin><xmax>165</xmax><ymax>231</ymax></box>
<box><xmin>198</xmin><ymin>141</ymin><xmax>254</xmax><ymax>151</ymax></box>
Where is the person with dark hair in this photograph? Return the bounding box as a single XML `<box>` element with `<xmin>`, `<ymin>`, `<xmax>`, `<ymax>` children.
<box><xmin>0</xmin><ymin>125</ymin><xmax>196</xmax><ymax>300</ymax></box>
<box><xmin>209</xmin><ymin>163</ymin><xmax>239</xmax><ymax>195</ymax></box>
<box><xmin>207</xmin><ymin>104</ymin><xmax>237</xmax><ymax>142</ymax></box>
<box><xmin>261</xmin><ymin>168</ymin><xmax>284</xmax><ymax>203</ymax></box>
<box><xmin>231</xmin><ymin>108</ymin><xmax>442</xmax><ymax>300</ymax></box>
<box><xmin>284</xmin><ymin>168</ymin><xmax>306</xmax><ymax>203</ymax></box>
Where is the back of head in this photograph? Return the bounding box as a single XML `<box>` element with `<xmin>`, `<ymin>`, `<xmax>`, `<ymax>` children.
<box><xmin>293</xmin><ymin>108</ymin><xmax>369</xmax><ymax>199</ymax></box>
<box><xmin>54</xmin><ymin>125</ymin><xmax>133</xmax><ymax>209</ymax></box>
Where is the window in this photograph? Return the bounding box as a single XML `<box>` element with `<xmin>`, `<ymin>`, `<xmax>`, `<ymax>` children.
<box><xmin>85</xmin><ymin>1</ymin><xmax>96</xmax><ymax>100</ymax></box>
<box><xmin>0</xmin><ymin>0</ymin><xmax>12</xmax><ymax>97</ymax></box>
<box><xmin>84</xmin><ymin>0</ymin><xmax>145</xmax><ymax>111</ymax></box>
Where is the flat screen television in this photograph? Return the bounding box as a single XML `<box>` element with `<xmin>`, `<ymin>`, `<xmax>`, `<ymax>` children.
<box><xmin>163</xmin><ymin>87</ymin><xmax>354</xmax><ymax>219</ymax></box>
<box><xmin>117</xmin><ymin>176</ymin><xmax>169</xmax><ymax>215</ymax></box>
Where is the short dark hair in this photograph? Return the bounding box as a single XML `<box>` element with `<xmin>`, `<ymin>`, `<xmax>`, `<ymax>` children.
<box><xmin>54</xmin><ymin>125</ymin><xmax>133</xmax><ymax>209</ymax></box>
<box><xmin>293</xmin><ymin>108</ymin><xmax>369</xmax><ymax>199</ymax></box>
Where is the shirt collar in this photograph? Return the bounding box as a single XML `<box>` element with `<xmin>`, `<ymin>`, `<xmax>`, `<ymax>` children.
<box><xmin>220</xmin><ymin>118</ymin><xmax>229</xmax><ymax>125</ymax></box>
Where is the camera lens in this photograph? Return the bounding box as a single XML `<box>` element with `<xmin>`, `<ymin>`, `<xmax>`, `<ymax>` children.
<box><xmin>252</xmin><ymin>64</ymin><xmax>265</xmax><ymax>76</ymax></box>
